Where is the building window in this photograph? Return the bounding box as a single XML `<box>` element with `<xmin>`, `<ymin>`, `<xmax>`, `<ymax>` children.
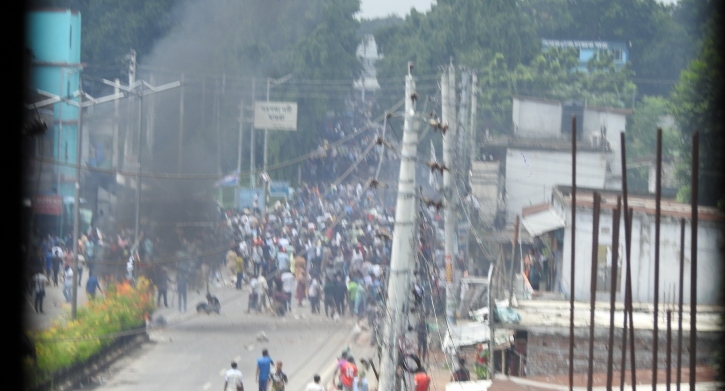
<box><xmin>596</xmin><ymin>244</ymin><xmax>622</xmax><ymax>292</ymax></box>
<box><xmin>612</xmin><ymin>48</ymin><xmax>622</xmax><ymax>62</ymax></box>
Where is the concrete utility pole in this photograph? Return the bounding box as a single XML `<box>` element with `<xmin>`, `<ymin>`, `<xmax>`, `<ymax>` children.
<box><xmin>469</xmin><ymin>72</ymin><xmax>477</xmax><ymax>162</ymax></box>
<box><xmin>443</xmin><ymin>61</ymin><xmax>458</xmax><ymax>326</ymax></box>
<box><xmin>71</xmin><ymin>85</ymin><xmax>82</xmax><ymax>320</ymax></box>
<box><xmin>177</xmin><ymin>73</ymin><xmax>185</xmax><ymax>173</ymax></box>
<box><xmin>236</xmin><ymin>100</ymin><xmax>245</xmax><ymax>205</ymax></box>
<box><xmin>112</xmin><ymin>78</ymin><xmax>120</xmax><ymax>170</ymax></box>
<box><xmin>250</xmin><ymin>78</ymin><xmax>256</xmax><ymax>188</ymax></box>
<box><xmin>261</xmin><ymin>74</ymin><xmax>293</xmax><ymax>216</ymax></box>
<box><xmin>457</xmin><ymin>70</ymin><xmax>471</xmax><ymax>271</ymax></box>
<box><xmin>378</xmin><ymin>63</ymin><xmax>418</xmax><ymax>391</ymax></box>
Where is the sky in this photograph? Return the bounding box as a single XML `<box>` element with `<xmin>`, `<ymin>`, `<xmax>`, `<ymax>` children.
<box><xmin>358</xmin><ymin>0</ymin><xmax>434</xmax><ymax>19</ymax></box>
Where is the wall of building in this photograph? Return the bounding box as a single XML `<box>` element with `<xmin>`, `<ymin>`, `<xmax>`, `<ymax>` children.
<box><xmin>471</xmin><ymin>161</ymin><xmax>501</xmax><ymax>226</ymax></box>
<box><xmin>512</xmin><ymin>98</ymin><xmax>562</xmax><ymax>138</ymax></box>
<box><xmin>556</xmin><ymin>200</ymin><xmax>724</xmax><ymax>305</ymax></box>
<box><xmin>523</xmin><ymin>327</ymin><xmax>719</xmax><ymax>377</ymax></box>
<box><xmin>505</xmin><ymin>149</ymin><xmax>608</xmax><ymax>223</ymax></box>
<box><xmin>27</xmin><ymin>9</ymin><xmax>82</xmax><ymax>198</ymax></box>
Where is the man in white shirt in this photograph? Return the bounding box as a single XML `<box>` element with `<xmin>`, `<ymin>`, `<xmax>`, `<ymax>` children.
<box><xmin>305</xmin><ymin>374</ymin><xmax>324</xmax><ymax>391</ymax></box>
<box><xmin>256</xmin><ymin>274</ymin><xmax>268</xmax><ymax>312</ymax></box>
<box><xmin>224</xmin><ymin>361</ymin><xmax>244</xmax><ymax>391</ymax></box>
<box><xmin>280</xmin><ymin>271</ymin><xmax>295</xmax><ymax>311</ymax></box>
<box><xmin>247</xmin><ymin>276</ymin><xmax>259</xmax><ymax>313</ymax></box>
<box><xmin>308</xmin><ymin>277</ymin><xmax>321</xmax><ymax>314</ymax></box>
<box><xmin>62</xmin><ymin>265</ymin><xmax>74</xmax><ymax>302</ymax></box>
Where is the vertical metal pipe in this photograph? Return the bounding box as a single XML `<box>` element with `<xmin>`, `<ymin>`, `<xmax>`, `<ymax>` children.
<box><xmin>676</xmin><ymin>218</ymin><xmax>685</xmax><ymax>391</ymax></box>
<box><xmin>667</xmin><ymin>310</ymin><xmax>672</xmax><ymax>391</ymax></box>
<box><xmin>621</xmin><ymin>286</ymin><xmax>629</xmax><ymax>390</ymax></box>
<box><xmin>653</xmin><ymin>128</ymin><xmax>662</xmax><ymax>390</ymax></box>
<box><xmin>509</xmin><ymin>216</ymin><xmax>519</xmax><ymax>305</ymax></box>
<box><xmin>619</xmin><ymin>131</ymin><xmax>637</xmax><ymax>391</ymax></box>
<box><xmin>606</xmin><ymin>196</ymin><xmax>621</xmax><ymax>391</ymax></box>
<box><xmin>689</xmin><ymin>131</ymin><xmax>699</xmax><ymax>391</ymax></box>
<box><xmin>587</xmin><ymin>192</ymin><xmax>601</xmax><ymax>391</ymax></box>
<box><xmin>627</xmin><ymin>207</ymin><xmax>637</xmax><ymax>391</ymax></box>
<box><xmin>570</xmin><ymin>115</ymin><xmax>577</xmax><ymax>391</ymax></box>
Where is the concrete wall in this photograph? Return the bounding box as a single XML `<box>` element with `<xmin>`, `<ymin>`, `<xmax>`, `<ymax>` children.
<box><xmin>583</xmin><ymin>108</ymin><xmax>626</xmax><ymax>187</ymax></box>
<box><xmin>513</xmin><ymin>98</ymin><xmax>562</xmax><ymax>138</ymax></box>
<box><xmin>523</xmin><ymin>327</ymin><xmax>719</xmax><ymax>377</ymax></box>
<box><xmin>471</xmin><ymin>161</ymin><xmax>501</xmax><ymax>226</ymax></box>
<box><xmin>505</xmin><ymin>149</ymin><xmax>608</xmax><ymax>223</ymax></box>
<box><xmin>556</xmin><ymin>201</ymin><xmax>724</xmax><ymax>305</ymax></box>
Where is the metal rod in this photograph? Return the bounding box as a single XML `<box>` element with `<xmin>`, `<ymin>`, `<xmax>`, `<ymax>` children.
<box><xmin>508</xmin><ymin>216</ymin><xmax>519</xmax><ymax>306</ymax></box>
<box><xmin>667</xmin><ymin>310</ymin><xmax>672</xmax><ymax>391</ymax></box>
<box><xmin>689</xmin><ymin>131</ymin><xmax>699</xmax><ymax>391</ymax></box>
<box><xmin>676</xmin><ymin>218</ymin><xmax>685</xmax><ymax>391</ymax></box>
<box><xmin>653</xmin><ymin>128</ymin><xmax>663</xmax><ymax>390</ymax></box>
<box><xmin>619</xmin><ymin>131</ymin><xmax>636</xmax><ymax>390</ymax></box>
<box><xmin>570</xmin><ymin>114</ymin><xmax>577</xmax><ymax>391</ymax></box>
<box><xmin>587</xmin><ymin>192</ymin><xmax>601</xmax><ymax>391</ymax></box>
<box><xmin>627</xmin><ymin>207</ymin><xmax>637</xmax><ymax>390</ymax></box>
<box><xmin>606</xmin><ymin>196</ymin><xmax>621</xmax><ymax>391</ymax></box>
<box><xmin>250</xmin><ymin>78</ymin><xmax>256</xmax><ymax>188</ymax></box>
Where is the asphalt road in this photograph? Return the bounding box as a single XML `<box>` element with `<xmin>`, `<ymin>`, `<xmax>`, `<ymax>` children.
<box><xmin>84</xmin><ymin>284</ymin><xmax>375</xmax><ymax>391</ymax></box>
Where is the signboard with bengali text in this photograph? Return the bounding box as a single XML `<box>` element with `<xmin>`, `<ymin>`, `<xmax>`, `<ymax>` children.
<box><xmin>33</xmin><ymin>195</ymin><xmax>62</xmax><ymax>215</ymax></box>
<box><xmin>254</xmin><ymin>101</ymin><xmax>298</xmax><ymax>130</ymax></box>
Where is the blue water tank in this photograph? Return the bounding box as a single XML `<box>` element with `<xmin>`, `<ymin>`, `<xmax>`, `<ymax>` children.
<box><xmin>26</xmin><ymin>9</ymin><xmax>82</xmax><ymax>198</ymax></box>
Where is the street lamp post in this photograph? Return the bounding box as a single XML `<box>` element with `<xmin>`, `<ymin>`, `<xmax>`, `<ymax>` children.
<box><xmin>261</xmin><ymin>74</ymin><xmax>292</xmax><ymax>216</ymax></box>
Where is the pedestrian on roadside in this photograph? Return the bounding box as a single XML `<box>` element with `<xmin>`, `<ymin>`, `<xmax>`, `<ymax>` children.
<box><xmin>177</xmin><ymin>271</ymin><xmax>188</xmax><ymax>312</ymax></box>
<box><xmin>255</xmin><ymin>349</ymin><xmax>274</xmax><ymax>391</ymax></box>
<box><xmin>62</xmin><ymin>265</ymin><xmax>73</xmax><ymax>303</ymax></box>
<box><xmin>340</xmin><ymin>356</ymin><xmax>358</xmax><ymax>391</ymax></box>
<box><xmin>452</xmin><ymin>358</ymin><xmax>471</xmax><ymax>381</ymax></box>
<box><xmin>51</xmin><ymin>250</ymin><xmax>62</xmax><ymax>287</ymax></box>
<box><xmin>224</xmin><ymin>361</ymin><xmax>244</xmax><ymax>391</ymax></box>
<box><xmin>268</xmin><ymin>361</ymin><xmax>288</xmax><ymax>391</ymax></box>
<box><xmin>323</xmin><ymin>276</ymin><xmax>336</xmax><ymax>318</ymax></box>
<box><xmin>85</xmin><ymin>273</ymin><xmax>103</xmax><ymax>300</ymax></box>
<box><xmin>416</xmin><ymin>316</ymin><xmax>429</xmax><ymax>362</ymax></box>
<box><xmin>155</xmin><ymin>267</ymin><xmax>170</xmax><ymax>308</ymax></box>
<box><xmin>308</xmin><ymin>276</ymin><xmax>320</xmax><ymax>314</ymax></box>
<box><xmin>413</xmin><ymin>368</ymin><xmax>431</xmax><ymax>391</ymax></box>
<box><xmin>32</xmin><ymin>268</ymin><xmax>48</xmax><ymax>313</ymax></box>
<box><xmin>304</xmin><ymin>374</ymin><xmax>324</xmax><ymax>391</ymax></box>
<box><xmin>352</xmin><ymin>369</ymin><xmax>368</xmax><ymax>391</ymax></box>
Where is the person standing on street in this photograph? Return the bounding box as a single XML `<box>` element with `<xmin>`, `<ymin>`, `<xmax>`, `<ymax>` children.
<box><xmin>51</xmin><ymin>250</ymin><xmax>62</xmax><ymax>287</ymax></box>
<box><xmin>85</xmin><ymin>273</ymin><xmax>103</xmax><ymax>300</ymax></box>
<box><xmin>304</xmin><ymin>374</ymin><xmax>324</xmax><ymax>391</ymax></box>
<box><xmin>255</xmin><ymin>349</ymin><xmax>274</xmax><ymax>391</ymax></box>
<box><xmin>155</xmin><ymin>267</ymin><xmax>170</xmax><ymax>308</ymax></box>
<box><xmin>176</xmin><ymin>271</ymin><xmax>188</xmax><ymax>312</ymax></box>
<box><xmin>62</xmin><ymin>265</ymin><xmax>73</xmax><ymax>303</ymax></box>
<box><xmin>224</xmin><ymin>361</ymin><xmax>244</xmax><ymax>391</ymax></box>
<box><xmin>268</xmin><ymin>361</ymin><xmax>288</xmax><ymax>391</ymax></box>
<box><xmin>32</xmin><ymin>268</ymin><xmax>48</xmax><ymax>313</ymax></box>
<box><xmin>414</xmin><ymin>368</ymin><xmax>431</xmax><ymax>391</ymax></box>
<box><xmin>236</xmin><ymin>252</ymin><xmax>245</xmax><ymax>290</ymax></box>
<box><xmin>340</xmin><ymin>356</ymin><xmax>358</xmax><ymax>391</ymax></box>
<box><xmin>307</xmin><ymin>276</ymin><xmax>320</xmax><ymax>314</ymax></box>
<box><xmin>280</xmin><ymin>270</ymin><xmax>295</xmax><ymax>312</ymax></box>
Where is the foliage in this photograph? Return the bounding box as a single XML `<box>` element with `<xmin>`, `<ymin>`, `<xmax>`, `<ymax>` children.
<box><xmin>24</xmin><ymin>277</ymin><xmax>155</xmax><ymax>386</ymax></box>
<box><xmin>669</xmin><ymin>4</ymin><xmax>725</xmax><ymax>210</ymax></box>
<box><xmin>30</xmin><ymin>0</ymin><xmax>185</xmax><ymax>87</ymax></box>
<box><xmin>357</xmin><ymin>15</ymin><xmax>403</xmax><ymax>38</ymax></box>
<box><xmin>626</xmin><ymin>96</ymin><xmax>682</xmax><ymax>193</ymax></box>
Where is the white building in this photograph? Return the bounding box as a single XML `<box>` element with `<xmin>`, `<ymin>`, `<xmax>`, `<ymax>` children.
<box><xmin>503</xmin><ymin>96</ymin><xmax>630</xmax><ymax>223</ymax></box>
<box><xmin>353</xmin><ymin>34</ymin><xmax>382</xmax><ymax>100</ymax></box>
<box><xmin>521</xmin><ymin>185</ymin><xmax>725</xmax><ymax>305</ymax></box>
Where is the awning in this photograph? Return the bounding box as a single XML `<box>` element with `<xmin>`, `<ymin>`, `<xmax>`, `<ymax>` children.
<box><xmin>442</xmin><ymin>322</ymin><xmax>514</xmax><ymax>352</ymax></box>
<box><xmin>520</xmin><ymin>206</ymin><xmax>565</xmax><ymax>237</ymax></box>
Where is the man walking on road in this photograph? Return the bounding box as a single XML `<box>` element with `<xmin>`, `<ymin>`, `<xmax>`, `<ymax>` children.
<box><xmin>304</xmin><ymin>374</ymin><xmax>324</xmax><ymax>391</ymax></box>
<box><xmin>256</xmin><ymin>349</ymin><xmax>274</xmax><ymax>391</ymax></box>
<box><xmin>62</xmin><ymin>265</ymin><xmax>73</xmax><ymax>303</ymax></box>
<box><xmin>32</xmin><ymin>268</ymin><xmax>48</xmax><ymax>313</ymax></box>
<box><xmin>224</xmin><ymin>361</ymin><xmax>244</xmax><ymax>391</ymax></box>
<box><xmin>85</xmin><ymin>273</ymin><xmax>103</xmax><ymax>300</ymax></box>
<box><xmin>176</xmin><ymin>271</ymin><xmax>188</xmax><ymax>312</ymax></box>
<box><xmin>268</xmin><ymin>361</ymin><xmax>288</xmax><ymax>391</ymax></box>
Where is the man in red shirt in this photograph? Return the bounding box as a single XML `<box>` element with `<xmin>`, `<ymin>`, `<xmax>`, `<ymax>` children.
<box><xmin>340</xmin><ymin>356</ymin><xmax>358</xmax><ymax>391</ymax></box>
<box><xmin>414</xmin><ymin>368</ymin><xmax>431</xmax><ymax>391</ymax></box>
